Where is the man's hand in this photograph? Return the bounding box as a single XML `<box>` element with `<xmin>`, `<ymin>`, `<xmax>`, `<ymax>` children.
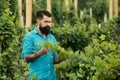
<box><xmin>40</xmin><ymin>47</ymin><xmax>49</xmax><ymax>55</ymax></box>
<box><xmin>54</xmin><ymin>57</ymin><xmax>62</xmax><ymax>64</ymax></box>
<box><xmin>24</xmin><ymin>47</ymin><xmax>49</xmax><ymax>62</ymax></box>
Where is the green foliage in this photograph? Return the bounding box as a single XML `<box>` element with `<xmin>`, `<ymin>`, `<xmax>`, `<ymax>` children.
<box><xmin>86</xmin><ymin>0</ymin><xmax>109</xmax><ymax>23</ymax></box>
<box><xmin>37</xmin><ymin>34</ymin><xmax>120</xmax><ymax>80</ymax></box>
<box><xmin>0</xmin><ymin>29</ymin><xmax>27</xmax><ymax>80</ymax></box>
<box><xmin>0</xmin><ymin>0</ymin><xmax>28</xmax><ymax>79</ymax></box>
<box><xmin>0</xmin><ymin>0</ymin><xmax>19</xmax><ymax>52</ymax></box>
<box><xmin>50</xmin><ymin>17</ymin><xmax>120</xmax><ymax>80</ymax></box>
<box><xmin>38</xmin><ymin>41</ymin><xmax>73</xmax><ymax>60</ymax></box>
<box><xmin>0</xmin><ymin>0</ymin><xmax>120</xmax><ymax>80</ymax></box>
<box><xmin>51</xmin><ymin>22</ymin><xmax>89</xmax><ymax>51</ymax></box>
<box><xmin>32</xmin><ymin>0</ymin><xmax>47</xmax><ymax>24</ymax></box>
<box><xmin>0</xmin><ymin>5</ymin><xmax>15</xmax><ymax>52</ymax></box>
<box><xmin>55</xmin><ymin>35</ymin><xmax>120</xmax><ymax>80</ymax></box>
<box><xmin>51</xmin><ymin>0</ymin><xmax>78</xmax><ymax>27</ymax></box>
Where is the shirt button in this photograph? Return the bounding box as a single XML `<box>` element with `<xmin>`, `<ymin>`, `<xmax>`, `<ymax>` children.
<box><xmin>49</xmin><ymin>71</ymin><xmax>51</xmax><ymax>73</ymax></box>
<box><xmin>48</xmin><ymin>64</ymin><xmax>50</xmax><ymax>66</ymax></box>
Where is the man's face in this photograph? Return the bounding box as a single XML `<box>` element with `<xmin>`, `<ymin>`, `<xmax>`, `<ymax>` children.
<box><xmin>37</xmin><ymin>15</ymin><xmax>52</xmax><ymax>35</ymax></box>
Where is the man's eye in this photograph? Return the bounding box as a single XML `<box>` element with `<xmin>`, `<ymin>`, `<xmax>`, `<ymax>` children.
<box><xmin>44</xmin><ymin>21</ymin><xmax>51</xmax><ymax>23</ymax></box>
<box><xmin>44</xmin><ymin>21</ymin><xmax>47</xmax><ymax>23</ymax></box>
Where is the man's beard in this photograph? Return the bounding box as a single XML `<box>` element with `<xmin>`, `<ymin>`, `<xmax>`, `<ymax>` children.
<box><xmin>39</xmin><ymin>24</ymin><xmax>50</xmax><ymax>35</ymax></box>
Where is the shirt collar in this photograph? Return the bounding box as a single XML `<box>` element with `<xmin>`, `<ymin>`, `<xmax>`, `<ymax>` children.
<box><xmin>34</xmin><ymin>28</ymin><xmax>39</xmax><ymax>34</ymax></box>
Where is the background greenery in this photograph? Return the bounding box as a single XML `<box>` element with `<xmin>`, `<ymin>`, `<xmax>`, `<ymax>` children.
<box><xmin>0</xmin><ymin>0</ymin><xmax>120</xmax><ymax>80</ymax></box>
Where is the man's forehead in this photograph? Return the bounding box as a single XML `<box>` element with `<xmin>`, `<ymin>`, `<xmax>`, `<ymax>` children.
<box><xmin>43</xmin><ymin>15</ymin><xmax>51</xmax><ymax>20</ymax></box>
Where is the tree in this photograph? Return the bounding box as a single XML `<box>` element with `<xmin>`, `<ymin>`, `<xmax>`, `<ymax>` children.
<box><xmin>74</xmin><ymin>0</ymin><xmax>78</xmax><ymax>10</ymax></box>
<box><xmin>26</xmin><ymin>0</ymin><xmax>32</xmax><ymax>32</ymax></box>
<box><xmin>0</xmin><ymin>0</ymin><xmax>24</xmax><ymax>79</ymax></box>
<box><xmin>86</xmin><ymin>0</ymin><xmax>109</xmax><ymax>23</ymax></box>
<box><xmin>18</xmin><ymin>0</ymin><xmax>24</xmax><ymax>27</ymax></box>
<box><xmin>74</xmin><ymin>0</ymin><xmax>78</xmax><ymax>16</ymax></box>
<box><xmin>65</xmin><ymin>0</ymin><xmax>69</xmax><ymax>11</ymax></box>
<box><xmin>47</xmin><ymin>0</ymin><xmax>51</xmax><ymax>13</ymax></box>
<box><xmin>109</xmin><ymin>0</ymin><xmax>113</xmax><ymax>19</ymax></box>
<box><xmin>113</xmin><ymin>0</ymin><xmax>118</xmax><ymax>18</ymax></box>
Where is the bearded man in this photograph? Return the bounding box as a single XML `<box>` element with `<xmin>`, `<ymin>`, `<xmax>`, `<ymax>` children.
<box><xmin>22</xmin><ymin>10</ymin><xmax>61</xmax><ymax>80</ymax></box>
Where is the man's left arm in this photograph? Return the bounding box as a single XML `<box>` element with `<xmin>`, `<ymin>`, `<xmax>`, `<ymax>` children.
<box><xmin>52</xmin><ymin>35</ymin><xmax>62</xmax><ymax>64</ymax></box>
<box><xmin>54</xmin><ymin>57</ymin><xmax>62</xmax><ymax>64</ymax></box>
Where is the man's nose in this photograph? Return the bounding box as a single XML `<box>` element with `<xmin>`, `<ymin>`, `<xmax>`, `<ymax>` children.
<box><xmin>47</xmin><ymin>22</ymin><xmax>51</xmax><ymax>26</ymax></box>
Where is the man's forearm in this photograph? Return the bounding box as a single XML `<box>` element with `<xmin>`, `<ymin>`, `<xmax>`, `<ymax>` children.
<box><xmin>54</xmin><ymin>57</ymin><xmax>62</xmax><ymax>64</ymax></box>
<box><xmin>24</xmin><ymin>51</ymin><xmax>43</xmax><ymax>62</ymax></box>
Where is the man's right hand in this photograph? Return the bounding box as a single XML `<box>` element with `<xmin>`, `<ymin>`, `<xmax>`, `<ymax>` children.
<box><xmin>24</xmin><ymin>47</ymin><xmax>49</xmax><ymax>62</ymax></box>
<box><xmin>40</xmin><ymin>47</ymin><xmax>49</xmax><ymax>55</ymax></box>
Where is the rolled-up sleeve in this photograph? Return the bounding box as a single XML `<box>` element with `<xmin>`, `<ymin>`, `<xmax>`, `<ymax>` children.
<box><xmin>22</xmin><ymin>35</ymin><xmax>33</xmax><ymax>59</ymax></box>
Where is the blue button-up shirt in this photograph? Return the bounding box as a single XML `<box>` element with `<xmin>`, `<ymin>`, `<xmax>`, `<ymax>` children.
<box><xmin>22</xmin><ymin>28</ymin><xmax>58</xmax><ymax>80</ymax></box>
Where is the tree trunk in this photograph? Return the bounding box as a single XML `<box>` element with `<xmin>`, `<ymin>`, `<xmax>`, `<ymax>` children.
<box><xmin>26</xmin><ymin>0</ymin><xmax>32</xmax><ymax>32</ymax></box>
<box><xmin>18</xmin><ymin>0</ymin><xmax>24</xmax><ymax>27</ymax></box>
<box><xmin>109</xmin><ymin>0</ymin><xmax>113</xmax><ymax>19</ymax></box>
<box><xmin>104</xmin><ymin>13</ymin><xmax>107</xmax><ymax>23</ymax></box>
<box><xmin>47</xmin><ymin>0</ymin><xmax>51</xmax><ymax>13</ymax></box>
<box><xmin>65</xmin><ymin>0</ymin><xmax>69</xmax><ymax>10</ymax></box>
<box><xmin>113</xmin><ymin>0</ymin><xmax>118</xmax><ymax>18</ymax></box>
<box><xmin>74</xmin><ymin>0</ymin><xmax>78</xmax><ymax>16</ymax></box>
<box><xmin>90</xmin><ymin>7</ymin><xmax>92</xmax><ymax>17</ymax></box>
<box><xmin>74</xmin><ymin>0</ymin><xmax>78</xmax><ymax>10</ymax></box>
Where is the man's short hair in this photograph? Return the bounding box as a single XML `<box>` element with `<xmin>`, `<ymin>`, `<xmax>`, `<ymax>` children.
<box><xmin>36</xmin><ymin>10</ymin><xmax>52</xmax><ymax>20</ymax></box>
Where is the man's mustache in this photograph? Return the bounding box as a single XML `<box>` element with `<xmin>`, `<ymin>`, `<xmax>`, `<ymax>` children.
<box><xmin>45</xmin><ymin>26</ymin><xmax>50</xmax><ymax>28</ymax></box>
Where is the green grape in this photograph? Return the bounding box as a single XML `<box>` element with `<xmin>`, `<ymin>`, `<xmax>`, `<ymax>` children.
<box><xmin>51</xmin><ymin>46</ymin><xmax>58</xmax><ymax>53</ymax></box>
<box><xmin>38</xmin><ymin>41</ymin><xmax>53</xmax><ymax>48</ymax></box>
<box><xmin>39</xmin><ymin>41</ymin><xmax>70</xmax><ymax>60</ymax></box>
<box><xmin>44</xmin><ymin>41</ymin><xmax>53</xmax><ymax>48</ymax></box>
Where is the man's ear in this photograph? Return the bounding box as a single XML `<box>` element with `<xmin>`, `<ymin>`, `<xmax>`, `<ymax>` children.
<box><xmin>36</xmin><ymin>19</ymin><xmax>41</xmax><ymax>25</ymax></box>
<box><xmin>36</xmin><ymin>19</ymin><xmax>39</xmax><ymax>23</ymax></box>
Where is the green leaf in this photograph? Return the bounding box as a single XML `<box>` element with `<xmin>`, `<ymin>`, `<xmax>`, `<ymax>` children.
<box><xmin>84</xmin><ymin>45</ymin><xmax>94</xmax><ymax>54</ymax></box>
<box><xmin>109</xmin><ymin>43</ymin><xmax>116</xmax><ymax>50</ymax></box>
<box><xmin>92</xmin><ymin>38</ymin><xmax>99</xmax><ymax>46</ymax></box>
<box><xmin>100</xmin><ymin>41</ymin><xmax>109</xmax><ymax>50</ymax></box>
<box><xmin>69</xmin><ymin>73</ymin><xmax>77</xmax><ymax>80</ymax></box>
<box><xmin>92</xmin><ymin>76</ymin><xmax>98</xmax><ymax>80</ymax></box>
<box><xmin>99</xmin><ymin>35</ymin><xmax>106</xmax><ymax>40</ymax></box>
